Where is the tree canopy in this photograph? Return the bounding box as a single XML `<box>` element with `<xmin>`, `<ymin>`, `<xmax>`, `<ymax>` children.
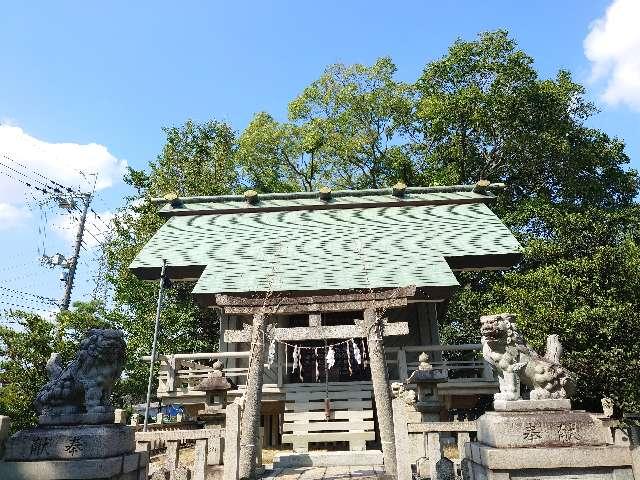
<box><xmin>1</xmin><ymin>30</ymin><xmax>637</xmax><ymax>425</ymax></box>
<box><xmin>100</xmin><ymin>30</ymin><xmax>640</xmax><ymax>413</ymax></box>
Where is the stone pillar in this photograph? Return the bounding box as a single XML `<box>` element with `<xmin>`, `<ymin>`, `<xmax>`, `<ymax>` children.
<box><xmin>364</xmin><ymin>308</ymin><xmax>397</xmax><ymax>477</ymax></box>
<box><xmin>392</xmin><ymin>398</ymin><xmax>412</xmax><ymax>480</ymax></box>
<box><xmin>223</xmin><ymin>400</ymin><xmax>241</xmax><ymax>480</ymax></box>
<box><xmin>457</xmin><ymin>432</ymin><xmax>470</xmax><ymax>461</ymax></box>
<box><xmin>436</xmin><ymin>457</ymin><xmax>455</xmax><ymax>480</ymax></box>
<box><xmin>427</xmin><ymin>432</ymin><xmax>442</xmax><ymax>480</ymax></box>
<box><xmin>208</xmin><ymin>435</ymin><xmax>223</xmax><ymax>465</ymax></box>
<box><xmin>193</xmin><ymin>438</ymin><xmax>208</xmax><ymax>480</ymax></box>
<box><xmin>631</xmin><ymin>447</ymin><xmax>640</xmax><ymax>480</ymax></box>
<box><xmin>114</xmin><ymin>409</ymin><xmax>127</xmax><ymax>424</ymax></box>
<box><xmin>238</xmin><ymin>313</ymin><xmax>267</xmax><ymax>479</ymax></box>
<box><xmin>0</xmin><ymin>416</ymin><xmax>10</xmax><ymax>457</ymax></box>
<box><xmin>165</xmin><ymin>440</ymin><xmax>179</xmax><ymax>474</ymax></box>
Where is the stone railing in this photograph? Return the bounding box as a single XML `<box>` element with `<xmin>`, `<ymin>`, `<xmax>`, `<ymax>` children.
<box><xmin>135</xmin><ymin>427</ymin><xmax>225</xmax><ymax>480</ymax></box>
<box><xmin>132</xmin><ymin>421</ymin><xmax>202</xmax><ymax>452</ymax></box>
<box><xmin>147</xmin><ymin>343</ymin><xmax>492</xmax><ymax>400</ymax></box>
<box><xmin>393</xmin><ymin>398</ymin><xmax>478</xmax><ymax>480</ymax></box>
<box><xmin>386</xmin><ymin>344</ymin><xmax>494</xmax><ymax>383</ymax></box>
<box><xmin>133</xmin><ymin>398</ymin><xmax>251</xmax><ymax>480</ymax></box>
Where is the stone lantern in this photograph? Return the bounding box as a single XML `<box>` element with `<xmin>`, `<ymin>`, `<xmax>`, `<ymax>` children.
<box><xmin>406</xmin><ymin>352</ymin><xmax>448</xmax><ymax>421</ymax></box>
<box><xmin>196</xmin><ymin>360</ymin><xmax>236</xmax><ymax>425</ymax></box>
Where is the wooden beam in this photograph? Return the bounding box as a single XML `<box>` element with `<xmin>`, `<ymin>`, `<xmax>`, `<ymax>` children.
<box><xmin>308</xmin><ymin>314</ymin><xmax>321</xmax><ymax>327</ymax></box>
<box><xmin>215</xmin><ymin>286</ymin><xmax>416</xmax><ymax>307</ymax></box>
<box><xmin>224</xmin><ymin>321</ymin><xmax>409</xmax><ymax>343</ymax></box>
<box><xmin>221</xmin><ymin>297</ymin><xmax>408</xmax><ymax>315</ymax></box>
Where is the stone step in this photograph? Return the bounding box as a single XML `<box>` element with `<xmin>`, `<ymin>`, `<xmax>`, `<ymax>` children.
<box><xmin>273</xmin><ymin>450</ymin><xmax>384</xmax><ymax>468</ymax></box>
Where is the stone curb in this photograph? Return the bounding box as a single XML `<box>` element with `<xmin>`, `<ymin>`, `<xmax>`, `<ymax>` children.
<box><xmin>466</xmin><ymin>443</ymin><xmax>632</xmax><ymax>470</ymax></box>
<box><xmin>0</xmin><ymin>452</ymin><xmax>147</xmax><ymax>480</ymax></box>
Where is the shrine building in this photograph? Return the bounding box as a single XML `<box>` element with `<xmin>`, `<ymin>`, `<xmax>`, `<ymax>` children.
<box><xmin>129</xmin><ymin>182</ymin><xmax>521</xmax><ymax>471</ymax></box>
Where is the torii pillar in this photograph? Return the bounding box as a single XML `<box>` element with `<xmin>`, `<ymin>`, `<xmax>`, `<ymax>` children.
<box><xmin>364</xmin><ymin>308</ymin><xmax>397</xmax><ymax>477</ymax></box>
<box><xmin>238</xmin><ymin>313</ymin><xmax>266</xmax><ymax>480</ymax></box>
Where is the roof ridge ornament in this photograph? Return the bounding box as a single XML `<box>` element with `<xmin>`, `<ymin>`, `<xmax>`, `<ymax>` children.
<box><xmin>392</xmin><ymin>182</ymin><xmax>407</xmax><ymax>197</ymax></box>
<box><xmin>319</xmin><ymin>186</ymin><xmax>332</xmax><ymax>201</ymax></box>
<box><xmin>244</xmin><ymin>189</ymin><xmax>259</xmax><ymax>205</ymax></box>
<box><xmin>473</xmin><ymin>179</ymin><xmax>492</xmax><ymax>193</ymax></box>
<box><xmin>164</xmin><ymin>192</ymin><xmax>182</xmax><ymax>208</ymax></box>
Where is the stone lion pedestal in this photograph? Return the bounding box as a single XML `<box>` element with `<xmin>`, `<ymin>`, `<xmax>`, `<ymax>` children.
<box><xmin>464</xmin><ymin>398</ymin><xmax>635</xmax><ymax>480</ymax></box>
<box><xmin>0</xmin><ymin>329</ymin><xmax>149</xmax><ymax>480</ymax></box>
<box><xmin>0</xmin><ymin>414</ymin><xmax>148</xmax><ymax>480</ymax></box>
<box><xmin>465</xmin><ymin>314</ymin><xmax>637</xmax><ymax>480</ymax></box>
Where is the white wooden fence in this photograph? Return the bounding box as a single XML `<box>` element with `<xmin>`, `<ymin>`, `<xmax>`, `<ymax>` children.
<box><xmin>145</xmin><ymin>343</ymin><xmax>494</xmax><ymax>402</ymax></box>
<box><xmin>385</xmin><ymin>344</ymin><xmax>493</xmax><ymax>383</ymax></box>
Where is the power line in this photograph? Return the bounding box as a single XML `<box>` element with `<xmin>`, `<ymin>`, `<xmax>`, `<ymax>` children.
<box><xmin>0</xmin><ymin>158</ymin><xmax>60</xmax><ymax>193</ymax></box>
<box><xmin>0</xmin><ymin>298</ymin><xmax>57</xmax><ymax>312</ymax></box>
<box><xmin>0</xmin><ymin>285</ymin><xmax>59</xmax><ymax>305</ymax></box>
<box><xmin>0</xmin><ymin>297</ymin><xmax>57</xmax><ymax>313</ymax></box>
<box><xmin>90</xmin><ymin>208</ymin><xmax>112</xmax><ymax>230</ymax></box>
<box><xmin>0</xmin><ymin>167</ymin><xmax>52</xmax><ymax>196</ymax></box>
<box><xmin>0</xmin><ymin>262</ymin><xmax>34</xmax><ymax>273</ymax></box>
<box><xmin>1</xmin><ymin>153</ymin><xmax>80</xmax><ymax>195</ymax></box>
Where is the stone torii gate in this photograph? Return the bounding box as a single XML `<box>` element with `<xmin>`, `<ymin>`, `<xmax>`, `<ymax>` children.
<box><xmin>218</xmin><ymin>287</ymin><xmax>416</xmax><ymax>479</ymax></box>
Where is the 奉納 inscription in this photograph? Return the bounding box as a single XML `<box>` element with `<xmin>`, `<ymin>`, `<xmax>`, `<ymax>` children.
<box><xmin>64</xmin><ymin>436</ymin><xmax>83</xmax><ymax>456</ymax></box>
<box><xmin>557</xmin><ymin>422</ymin><xmax>581</xmax><ymax>442</ymax></box>
<box><xmin>30</xmin><ymin>438</ymin><xmax>51</xmax><ymax>457</ymax></box>
<box><xmin>522</xmin><ymin>423</ymin><xmax>542</xmax><ymax>441</ymax></box>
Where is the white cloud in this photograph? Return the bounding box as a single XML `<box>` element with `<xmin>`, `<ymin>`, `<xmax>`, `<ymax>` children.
<box><xmin>584</xmin><ymin>0</ymin><xmax>640</xmax><ymax>110</ymax></box>
<box><xmin>51</xmin><ymin>210</ymin><xmax>116</xmax><ymax>249</ymax></box>
<box><xmin>0</xmin><ymin>124</ymin><xmax>127</xmax><ymax>233</ymax></box>
<box><xmin>0</xmin><ymin>202</ymin><xmax>30</xmax><ymax>229</ymax></box>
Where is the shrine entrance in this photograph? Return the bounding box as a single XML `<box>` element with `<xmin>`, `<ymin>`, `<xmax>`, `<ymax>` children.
<box><xmin>284</xmin><ymin>312</ymin><xmax>372</xmax><ymax>384</ymax></box>
<box><xmin>278</xmin><ymin>313</ymin><xmax>376</xmax><ymax>453</ymax></box>
<box><xmin>221</xmin><ymin>290</ymin><xmax>414</xmax><ymax>475</ymax></box>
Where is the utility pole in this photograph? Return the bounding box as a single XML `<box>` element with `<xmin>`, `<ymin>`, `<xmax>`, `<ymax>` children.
<box><xmin>60</xmin><ymin>193</ymin><xmax>91</xmax><ymax>311</ymax></box>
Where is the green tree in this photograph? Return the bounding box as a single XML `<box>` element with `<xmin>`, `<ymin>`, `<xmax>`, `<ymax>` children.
<box><xmin>105</xmin><ymin>120</ymin><xmax>240</xmax><ymax>403</ymax></box>
<box><xmin>413</xmin><ymin>30</ymin><xmax>637</xmax><ymax>206</ymax></box>
<box><xmin>237</xmin><ymin>112</ymin><xmax>330</xmax><ymax>192</ymax></box>
<box><xmin>288</xmin><ymin>57</ymin><xmax>414</xmax><ymax>189</ymax></box>
<box><xmin>416</xmin><ymin>31</ymin><xmax>640</xmax><ymax>412</ymax></box>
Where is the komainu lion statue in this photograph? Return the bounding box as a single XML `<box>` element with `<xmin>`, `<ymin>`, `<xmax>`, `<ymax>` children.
<box><xmin>480</xmin><ymin>313</ymin><xmax>575</xmax><ymax>401</ymax></box>
<box><xmin>35</xmin><ymin>329</ymin><xmax>126</xmax><ymax>416</ymax></box>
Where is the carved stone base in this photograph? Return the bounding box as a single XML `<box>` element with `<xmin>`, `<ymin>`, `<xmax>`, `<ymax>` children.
<box><xmin>0</xmin><ymin>451</ymin><xmax>148</xmax><ymax>480</ymax></box>
<box><xmin>39</xmin><ymin>411</ymin><xmax>115</xmax><ymax>426</ymax></box>
<box><xmin>477</xmin><ymin>410</ymin><xmax>606</xmax><ymax>449</ymax></box>
<box><xmin>493</xmin><ymin>398</ymin><xmax>571</xmax><ymax>412</ymax></box>
<box><xmin>464</xmin><ymin>443</ymin><xmax>635</xmax><ymax>480</ymax></box>
<box><xmin>4</xmin><ymin>424</ymin><xmax>134</xmax><ymax>461</ymax></box>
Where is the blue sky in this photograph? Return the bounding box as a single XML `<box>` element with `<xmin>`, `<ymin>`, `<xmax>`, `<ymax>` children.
<box><xmin>0</xmin><ymin>0</ymin><xmax>639</xmax><ymax>315</ymax></box>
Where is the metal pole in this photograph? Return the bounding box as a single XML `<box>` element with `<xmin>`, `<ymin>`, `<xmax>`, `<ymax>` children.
<box><xmin>60</xmin><ymin>193</ymin><xmax>91</xmax><ymax>311</ymax></box>
<box><xmin>143</xmin><ymin>259</ymin><xmax>167</xmax><ymax>432</ymax></box>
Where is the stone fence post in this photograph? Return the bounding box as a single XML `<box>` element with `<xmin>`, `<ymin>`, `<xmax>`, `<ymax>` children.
<box><xmin>392</xmin><ymin>398</ymin><xmax>412</xmax><ymax>480</ymax></box>
<box><xmin>223</xmin><ymin>400</ymin><xmax>242</xmax><ymax>480</ymax></box>
<box><xmin>0</xmin><ymin>416</ymin><xmax>10</xmax><ymax>457</ymax></box>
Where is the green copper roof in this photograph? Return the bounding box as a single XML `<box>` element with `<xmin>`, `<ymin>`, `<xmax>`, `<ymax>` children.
<box><xmin>130</xmin><ymin>186</ymin><xmax>521</xmax><ymax>301</ymax></box>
